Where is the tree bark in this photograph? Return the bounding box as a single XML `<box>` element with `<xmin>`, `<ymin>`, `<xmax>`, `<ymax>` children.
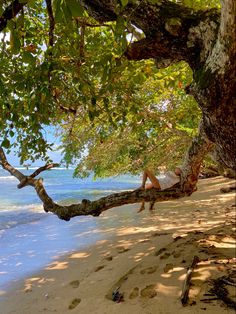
<box><xmin>180</xmin><ymin>121</ymin><xmax>214</xmax><ymax>194</ymax></box>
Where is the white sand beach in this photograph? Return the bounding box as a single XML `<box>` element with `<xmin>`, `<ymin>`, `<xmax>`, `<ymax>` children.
<box><xmin>1</xmin><ymin>176</ymin><xmax>235</xmax><ymax>314</ymax></box>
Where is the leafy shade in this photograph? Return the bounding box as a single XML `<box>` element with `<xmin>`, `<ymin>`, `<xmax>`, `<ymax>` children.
<box><xmin>0</xmin><ymin>2</ymin><xmax>200</xmax><ymax>173</ymax></box>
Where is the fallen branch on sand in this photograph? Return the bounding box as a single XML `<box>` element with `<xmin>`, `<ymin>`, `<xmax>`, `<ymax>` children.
<box><xmin>181</xmin><ymin>255</ymin><xmax>200</xmax><ymax>305</ymax></box>
<box><xmin>210</xmin><ymin>274</ymin><xmax>236</xmax><ymax>309</ymax></box>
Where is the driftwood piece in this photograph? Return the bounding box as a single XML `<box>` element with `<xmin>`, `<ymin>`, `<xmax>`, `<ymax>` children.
<box><xmin>210</xmin><ymin>275</ymin><xmax>236</xmax><ymax>309</ymax></box>
<box><xmin>181</xmin><ymin>255</ymin><xmax>200</xmax><ymax>305</ymax></box>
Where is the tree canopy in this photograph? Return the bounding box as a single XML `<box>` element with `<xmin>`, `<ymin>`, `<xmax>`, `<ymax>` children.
<box><xmin>0</xmin><ymin>0</ymin><xmax>203</xmax><ymax>172</ymax></box>
<box><xmin>0</xmin><ymin>0</ymin><xmax>235</xmax><ymax>218</ymax></box>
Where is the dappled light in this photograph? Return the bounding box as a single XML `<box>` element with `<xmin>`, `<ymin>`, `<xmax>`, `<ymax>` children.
<box><xmin>117</xmin><ymin>226</ymin><xmax>158</xmax><ymax>236</ymax></box>
<box><xmin>156</xmin><ymin>283</ymin><xmax>180</xmax><ymax>296</ymax></box>
<box><xmin>1</xmin><ymin>177</ymin><xmax>235</xmax><ymax>313</ymax></box>
<box><xmin>0</xmin><ymin>0</ymin><xmax>235</xmax><ymax>313</ymax></box>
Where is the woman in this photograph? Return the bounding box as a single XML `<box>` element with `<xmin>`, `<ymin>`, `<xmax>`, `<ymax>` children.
<box><xmin>139</xmin><ymin>167</ymin><xmax>182</xmax><ymax>190</ymax></box>
<box><xmin>138</xmin><ymin>167</ymin><xmax>182</xmax><ymax>212</ymax></box>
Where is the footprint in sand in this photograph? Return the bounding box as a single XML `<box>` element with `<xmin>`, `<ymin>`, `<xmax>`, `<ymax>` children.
<box><xmin>160</xmin><ymin>252</ymin><xmax>171</xmax><ymax>259</ymax></box>
<box><xmin>173</xmin><ymin>250</ymin><xmax>182</xmax><ymax>258</ymax></box>
<box><xmin>68</xmin><ymin>298</ymin><xmax>81</xmax><ymax>310</ymax></box>
<box><xmin>104</xmin><ymin>256</ymin><xmax>113</xmax><ymax>261</ymax></box>
<box><xmin>163</xmin><ymin>263</ymin><xmax>174</xmax><ymax>273</ymax></box>
<box><xmin>154</xmin><ymin>247</ymin><xmax>167</xmax><ymax>256</ymax></box>
<box><xmin>140</xmin><ymin>285</ymin><xmax>157</xmax><ymax>298</ymax></box>
<box><xmin>129</xmin><ymin>287</ymin><xmax>139</xmax><ymax>299</ymax></box>
<box><xmin>94</xmin><ymin>265</ymin><xmax>105</xmax><ymax>272</ymax></box>
<box><xmin>69</xmin><ymin>280</ymin><xmax>80</xmax><ymax>288</ymax></box>
<box><xmin>116</xmin><ymin>246</ymin><xmax>130</xmax><ymax>254</ymax></box>
<box><xmin>152</xmin><ymin>232</ymin><xmax>170</xmax><ymax>237</ymax></box>
<box><xmin>140</xmin><ymin>266</ymin><xmax>158</xmax><ymax>275</ymax></box>
<box><xmin>173</xmin><ymin>236</ymin><xmax>183</xmax><ymax>242</ymax></box>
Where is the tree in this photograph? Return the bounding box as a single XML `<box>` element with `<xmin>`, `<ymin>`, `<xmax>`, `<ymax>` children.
<box><xmin>80</xmin><ymin>0</ymin><xmax>235</xmax><ymax>169</ymax></box>
<box><xmin>0</xmin><ymin>0</ymin><xmax>234</xmax><ymax>219</ymax></box>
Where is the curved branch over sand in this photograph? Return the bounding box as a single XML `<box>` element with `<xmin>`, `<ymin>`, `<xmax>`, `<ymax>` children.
<box><xmin>0</xmin><ymin>123</ymin><xmax>213</xmax><ymax>221</ymax></box>
<box><xmin>0</xmin><ymin>146</ymin><xmax>185</xmax><ymax>220</ymax></box>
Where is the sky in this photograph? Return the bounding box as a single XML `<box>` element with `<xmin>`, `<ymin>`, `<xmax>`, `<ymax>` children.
<box><xmin>6</xmin><ymin>126</ymin><xmax>63</xmax><ymax>166</ymax></box>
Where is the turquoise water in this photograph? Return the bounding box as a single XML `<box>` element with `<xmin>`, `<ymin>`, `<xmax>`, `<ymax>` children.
<box><xmin>0</xmin><ymin>168</ymin><xmax>140</xmax><ymax>292</ymax></box>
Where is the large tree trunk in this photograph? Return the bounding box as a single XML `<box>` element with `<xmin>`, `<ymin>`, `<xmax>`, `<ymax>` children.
<box><xmin>80</xmin><ymin>0</ymin><xmax>236</xmax><ymax>170</ymax></box>
<box><xmin>180</xmin><ymin>121</ymin><xmax>213</xmax><ymax>194</ymax></box>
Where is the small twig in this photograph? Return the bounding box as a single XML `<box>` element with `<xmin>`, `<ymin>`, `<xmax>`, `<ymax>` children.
<box><xmin>222</xmin><ymin>278</ymin><xmax>236</xmax><ymax>287</ymax></box>
<box><xmin>200</xmin><ymin>297</ymin><xmax>219</xmax><ymax>301</ymax></box>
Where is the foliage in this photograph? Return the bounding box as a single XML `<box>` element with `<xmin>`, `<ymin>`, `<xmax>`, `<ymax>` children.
<box><xmin>169</xmin><ymin>0</ymin><xmax>221</xmax><ymax>10</ymax></box>
<box><xmin>0</xmin><ymin>0</ymin><xmax>205</xmax><ymax>174</ymax></box>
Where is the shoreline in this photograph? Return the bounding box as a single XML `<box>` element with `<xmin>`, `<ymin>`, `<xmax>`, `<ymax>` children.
<box><xmin>1</xmin><ymin>176</ymin><xmax>235</xmax><ymax>313</ymax></box>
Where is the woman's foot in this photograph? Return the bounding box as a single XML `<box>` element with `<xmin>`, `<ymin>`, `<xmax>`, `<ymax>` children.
<box><xmin>137</xmin><ymin>204</ymin><xmax>145</xmax><ymax>213</ymax></box>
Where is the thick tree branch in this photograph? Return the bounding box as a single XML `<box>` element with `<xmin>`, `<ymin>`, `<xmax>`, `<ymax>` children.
<box><xmin>125</xmin><ymin>36</ymin><xmax>190</xmax><ymax>68</ymax></box>
<box><xmin>0</xmin><ymin>0</ymin><xmax>27</xmax><ymax>32</ymax></box>
<box><xmin>0</xmin><ymin>146</ymin><xmax>187</xmax><ymax>221</ymax></box>
<box><xmin>81</xmin><ymin>0</ymin><xmax>219</xmax><ymax>68</ymax></box>
<box><xmin>30</xmin><ymin>163</ymin><xmax>60</xmax><ymax>178</ymax></box>
<box><xmin>45</xmin><ymin>0</ymin><xmax>55</xmax><ymax>48</ymax></box>
<box><xmin>0</xmin><ymin>148</ymin><xmax>25</xmax><ymax>181</ymax></box>
<box><xmin>0</xmin><ymin>120</ymin><xmax>212</xmax><ymax>222</ymax></box>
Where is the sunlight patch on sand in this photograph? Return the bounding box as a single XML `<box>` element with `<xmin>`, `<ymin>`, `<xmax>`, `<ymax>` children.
<box><xmin>46</xmin><ymin>261</ymin><xmax>68</xmax><ymax>270</ymax></box>
<box><xmin>117</xmin><ymin>226</ymin><xmax>157</xmax><ymax>236</ymax></box>
<box><xmin>156</xmin><ymin>283</ymin><xmax>179</xmax><ymax>296</ymax></box>
<box><xmin>69</xmin><ymin>252</ymin><xmax>90</xmax><ymax>259</ymax></box>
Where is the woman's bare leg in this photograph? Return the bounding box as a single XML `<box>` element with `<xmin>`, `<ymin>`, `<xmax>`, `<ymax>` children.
<box><xmin>137</xmin><ymin>201</ymin><xmax>145</xmax><ymax>212</ymax></box>
<box><xmin>141</xmin><ymin>169</ymin><xmax>161</xmax><ymax>189</ymax></box>
<box><xmin>138</xmin><ymin>170</ymin><xmax>161</xmax><ymax>212</ymax></box>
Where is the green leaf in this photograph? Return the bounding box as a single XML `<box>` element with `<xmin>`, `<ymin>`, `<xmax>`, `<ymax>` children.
<box><xmin>121</xmin><ymin>0</ymin><xmax>128</xmax><ymax>6</ymax></box>
<box><xmin>2</xmin><ymin>138</ymin><xmax>10</xmax><ymax>149</ymax></box>
<box><xmin>54</xmin><ymin>0</ymin><xmax>64</xmax><ymax>23</ymax></box>
<box><xmin>22</xmin><ymin>51</ymin><xmax>36</xmax><ymax>64</ymax></box>
<box><xmin>9</xmin><ymin>130</ymin><xmax>15</xmax><ymax>137</ymax></box>
<box><xmin>115</xmin><ymin>16</ymin><xmax>126</xmax><ymax>37</ymax></box>
<box><xmin>10</xmin><ymin>29</ymin><xmax>21</xmax><ymax>54</ymax></box>
<box><xmin>66</xmin><ymin>0</ymin><xmax>84</xmax><ymax>17</ymax></box>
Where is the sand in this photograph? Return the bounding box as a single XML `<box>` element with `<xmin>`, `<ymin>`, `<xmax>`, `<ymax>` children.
<box><xmin>1</xmin><ymin>176</ymin><xmax>235</xmax><ymax>314</ymax></box>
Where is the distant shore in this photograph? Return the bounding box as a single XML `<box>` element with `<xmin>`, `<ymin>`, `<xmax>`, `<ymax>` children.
<box><xmin>1</xmin><ymin>176</ymin><xmax>235</xmax><ymax>314</ymax></box>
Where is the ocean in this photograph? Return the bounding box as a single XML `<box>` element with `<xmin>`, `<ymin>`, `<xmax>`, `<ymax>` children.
<box><xmin>0</xmin><ymin>168</ymin><xmax>140</xmax><ymax>292</ymax></box>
